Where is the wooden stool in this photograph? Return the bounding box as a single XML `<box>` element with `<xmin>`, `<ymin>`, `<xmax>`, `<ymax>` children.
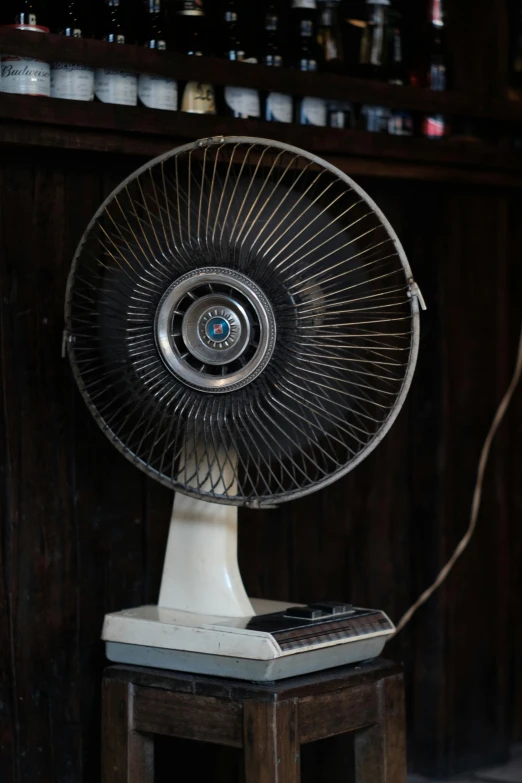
<box><xmin>102</xmin><ymin>658</ymin><xmax>406</xmax><ymax>782</ymax></box>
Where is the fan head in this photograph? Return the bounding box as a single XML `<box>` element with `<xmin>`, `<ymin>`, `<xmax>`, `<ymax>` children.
<box><xmin>65</xmin><ymin>137</ymin><xmax>421</xmax><ymax>508</ymax></box>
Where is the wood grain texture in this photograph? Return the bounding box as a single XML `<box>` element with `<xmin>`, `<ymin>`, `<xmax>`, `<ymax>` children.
<box><xmin>105</xmin><ymin>659</ymin><xmax>401</xmax><ymax>702</ymax></box>
<box><xmin>299</xmin><ymin>684</ymin><xmax>378</xmax><ymax>744</ymax></box>
<box><xmin>102</xmin><ymin>680</ymin><xmax>154</xmax><ymax>783</ymax></box>
<box><xmin>1</xmin><ymin>0</ymin><xmax>522</xmax><ymax>774</ymax></box>
<box><xmin>243</xmin><ymin>699</ymin><xmax>301</xmax><ymax>783</ymax></box>
<box><xmin>102</xmin><ymin>663</ymin><xmax>403</xmax><ymax>782</ymax></box>
<box><xmin>354</xmin><ymin>675</ymin><xmax>407</xmax><ymax>783</ymax></box>
<box><xmin>1</xmin><ymin>93</ymin><xmax>522</xmax><ymax>188</ymax></box>
<box><xmin>133</xmin><ymin>688</ymin><xmax>243</xmax><ymax>747</ymax></box>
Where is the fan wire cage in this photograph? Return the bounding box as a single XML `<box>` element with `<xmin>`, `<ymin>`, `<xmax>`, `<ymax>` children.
<box><xmin>65</xmin><ymin>137</ymin><xmax>420</xmax><ymax>508</ymax></box>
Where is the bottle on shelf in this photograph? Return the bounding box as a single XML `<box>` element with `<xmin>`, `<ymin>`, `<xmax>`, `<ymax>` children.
<box><xmin>94</xmin><ymin>0</ymin><xmax>138</xmax><ymax>106</ymax></box>
<box><xmin>422</xmin><ymin>0</ymin><xmax>449</xmax><ymax>138</ymax></box>
<box><xmin>0</xmin><ymin>1</ymin><xmax>51</xmax><ymax>98</ymax></box>
<box><xmin>317</xmin><ymin>0</ymin><xmax>343</xmax><ymax>73</ymax></box>
<box><xmin>138</xmin><ymin>0</ymin><xmax>177</xmax><ymax>111</ymax></box>
<box><xmin>13</xmin><ymin>0</ymin><xmax>46</xmax><ymax>27</ymax></box>
<box><xmin>359</xmin><ymin>0</ymin><xmax>391</xmax><ymax>133</ymax></box>
<box><xmin>340</xmin><ymin>0</ymin><xmax>366</xmax><ymax>77</ymax></box>
<box><xmin>51</xmin><ymin>0</ymin><xmax>95</xmax><ymax>102</ymax></box>
<box><xmin>290</xmin><ymin>0</ymin><xmax>326</xmax><ymax>127</ymax></box>
<box><xmin>387</xmin><ymin>23</ymin><xmax>412</xmax><ymax>136</ymax></box>
<box><xmin>317</xmin><ymin>0</ymin><xmax>353</xmax><ymax>129</ymax></box>
<box><xmin>220</xmin><ymin>0</ymin><xmax>260</xmax><ymax>120</ymax></box>
<box><xmin>261</xmin><ymin>1</ymin><xmax>292</xmax><ymax>123</ymax></box>
<box><xmin>175</xmin><ymin>0</ymin><xmax>216</xmax><ymax>115</ymax></box>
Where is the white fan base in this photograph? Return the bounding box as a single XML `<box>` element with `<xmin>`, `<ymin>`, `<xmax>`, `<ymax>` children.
<box><xmin>102</xmin><ymin>598</ymin><xmax>393</xmax><ymax>681</ymax></box>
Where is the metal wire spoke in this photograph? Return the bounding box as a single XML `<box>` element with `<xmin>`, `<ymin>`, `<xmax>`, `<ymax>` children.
<box><xmin>65</xmin><ymin>137</ymin><xmax>420</xmax><ymax>505</ymax></box>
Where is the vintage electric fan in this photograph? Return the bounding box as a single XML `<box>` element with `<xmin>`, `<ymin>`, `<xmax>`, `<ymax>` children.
<box><xmin>64</xmin><ymin>136</ymin><xmax>424</xmax><ymax>680</ymax></box>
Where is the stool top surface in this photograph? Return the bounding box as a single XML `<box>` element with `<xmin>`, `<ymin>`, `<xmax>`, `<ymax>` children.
<box><xmin>104</xmin><ymin>658</ymin><xmax>402</xmax><ymax>702</ymax></box>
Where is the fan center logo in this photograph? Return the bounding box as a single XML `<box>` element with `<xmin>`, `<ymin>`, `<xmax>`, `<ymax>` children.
<box><xmin>205</xmin><ymin>316</ymin><xmax>231</xmax><ymax>343</ymax></box>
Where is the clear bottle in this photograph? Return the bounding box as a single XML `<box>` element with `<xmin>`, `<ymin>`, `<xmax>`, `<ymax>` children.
<box><xmin>13</xmin><ymin>0</ymin><xmax>45</xmax><ymax>26</ymax></box>
<box><xmin>220</xmin><ymin>0</ymin><xmax>260</xmax><ymax>120</ymax></box>
<box><xmin>291</xmin><ymin>0</ymin><xmax>326</xmax><ymax>127</ymax></box>
<box><xmin>317</xmin><ymin>0</ymin><xmax>353</xmax><ymax>129</ymax></box>
<box><xmin>94</xmin><ymin>0</ymin><xmax>138</xmax><ymax>106</ymax></box>
<box><xmin>359</xmin><ymin>0</ymin><xmax>390</xmax><ymax>79</ymax></box>
<box><xmin>359</xmin><ymin>0</ymin><xmax>391</xmax><ymax>133</ymax></box>
<box><xmin>317</xmin><ymin>0</ymin><xmax>343</xmax><ymax>74</ymax></box>
<box><xmin>176</xmin><ymin>0</ymin><xmax>216</xmax><ymax>114</ymax></box>
<box><xmin>387</xmin><ymin>24</ymin><xmax>412</xmax><ymax>136</ymax></box>
<box><xmin>51</xmin><ymin>0</ymin><xmax>95</xmax><ymax>102</ymax></box>
<box><xmin>138</xmin><ymin>0</ymin><xmax>178</xmax><ymax>111</ymax></box>
<box><xmin>422</xmin><ymin>0</ymin><xmax>449</xmax><ymax>138</ymax></box>
<box><xmin>261</xmin><ymin>1</ymin><xmax>292</xmax><ymax>123</ymax></box>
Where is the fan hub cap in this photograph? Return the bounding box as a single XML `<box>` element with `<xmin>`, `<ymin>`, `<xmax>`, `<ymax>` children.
<box><xmin>155</xmin><ymin>268</ymin><xmax>276</xmax><ymax>393</ymax></box>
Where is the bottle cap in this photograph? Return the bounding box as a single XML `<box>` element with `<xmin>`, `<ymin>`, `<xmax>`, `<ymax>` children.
<box><xmin>2</xmin><ymin>24</ymin><xmax>50</xmax><ymax>33</ymax></box>
<box><xmin>292</xmin><ymin>1</ymin><xmax>318</xmax><ymax>8</ymax></box>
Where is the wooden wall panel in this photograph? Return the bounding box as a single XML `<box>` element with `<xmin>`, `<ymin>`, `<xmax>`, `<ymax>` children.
<box><xmin>0</xmin><ymin>147</ymin><xmax>521</xmax><ymax>782</ymax></box>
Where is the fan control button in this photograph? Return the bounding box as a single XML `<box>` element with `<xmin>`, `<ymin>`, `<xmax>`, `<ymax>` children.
<box><xmin>283</xmin><ymin>607</ymin><xmax>326</xmax><ymax>621</ymax></box>
<box><xmin>310</xmin><ymin>602</ymin><xmax>355</xmax><ymax>616</ymax></box>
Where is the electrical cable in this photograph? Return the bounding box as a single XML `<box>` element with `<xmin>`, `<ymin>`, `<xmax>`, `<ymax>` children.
<box><xmin>394</xmin><ymin>319</ymin><xmax>522</xmax><ymax>636</ymax></box>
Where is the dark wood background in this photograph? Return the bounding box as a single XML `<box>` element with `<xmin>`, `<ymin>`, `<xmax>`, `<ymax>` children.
<box><xmin>1</xmin><ymin>0</ymin><xmax>522</xmax><ymax>780</ymax></box>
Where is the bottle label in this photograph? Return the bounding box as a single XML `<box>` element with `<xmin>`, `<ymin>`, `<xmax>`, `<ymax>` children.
<box><xmin>51</xmin><ymin>63</ymin><xmax>94</xmax><ymax>101</ymax></box>
<box><xmin>429</xmin><ymin>63</ymin><xmax>446</xmax><ymax>91</ymax></box>
<box><xmin>299</xmin><ymin>96</ymin><xmax>326</xmax><ymax>126</ymax></box>
<box><xmin>423</xmin><ymin>114</ymin><xmax>447</xmax><ymax>138</ymax></box>
<box><xmin>94</xmin><ymin>69</ymin><xmax>137</xmax><ymax>106</ymax></box>
<box><xmin>181</xmin><ymin>81</ymin><xmax>216</xmax><ymax>114</ymax></box>
<box><xmin>266</xmin><ymin>92</ymin><xmax>292</xmax><ymax>123</ymax></box>
<box><xmin>224</xmin><ymin>86</ymin><xmax>260</xmax><ymax>118</ymax></box>
<box><xmin>177</xmin><ymin>0</ymin><xmax>204</xmax><ymax>15</ymax></box>
<box><xmin>299</xmin><ymin>58</ymin><xmax>317</xmax><ymax>71</ymax></box>
<box><xmin>265</xmin><ymin>54</ymin><xmax>282</xmax><ymax>67</ymax></box>
<box><xmin>328</xmin><ymin>101</ymin><xmax>353</xmax><ymax>129</ymax></box>
<box><xmin>138</xmin><ymin>74</ymin><xmax>178</xmax><ymax>111</ymax></box>
<box><xmin>388</xmin><ymin>110</ymin><xmax>413</xmax><ymax>136</ymax></box>
<box><xmin>0</xmin><ymin>55</ymin><xmax>50</xmax><ymax>97</ymax></box>
<box><xmin>292</xmin><ymin>0</ymin><xmax>317</xmax><ymax>8</ymax></box>
<box><xmin>361</xmin><ymin>105</ymin><xmax>390</xmax><ymax>132</ymax></box>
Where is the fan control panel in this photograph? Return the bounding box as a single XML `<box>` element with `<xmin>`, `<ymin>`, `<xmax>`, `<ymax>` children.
<box><xmin>242</xmin><ymin>603</ymin><xmax>394</xmax><ymax>654</ymax></box>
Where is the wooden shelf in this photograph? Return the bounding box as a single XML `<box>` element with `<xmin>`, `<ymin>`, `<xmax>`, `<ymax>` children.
<box><xmin>1</xmin><ymin>26</ymin><xmax>522</xmax><ymax>122</ymax></box>
<box><xmin>1</xmin><ymin>27</ymin><xmax>522</xmax><ymax>186</ymax></box>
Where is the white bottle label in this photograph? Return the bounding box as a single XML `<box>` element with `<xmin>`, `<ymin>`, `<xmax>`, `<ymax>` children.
<box><xmin>361</xmin><ymin>105</ymin><xmax>390</xmax><ymax>133</ymax></box>
<box><xmin>138</xmin><ymin>74</ymin><xmax>177</xmax><ymax>111</ymax></box>
<box><xmin>266</xmin><ymin>92</ymin><xmax>292</xmax><ymax>123</ymax></box>
<box><xmin>224</xmin><ymin>86</ymin><xmax>260</xmax><ymax>118</ymax></box>
<box><xmin>0</xmin><ymin>55</ymin><xmax>50</xmax><ymax>97</ymax></box>
<box><xmin>299</xmin><ymin>97</ymin><xmax>326</xmax><ymax>127</ymax></box>
<box><xmin>51</xmin><ymin>62</ymin><xmax>94</xmax><ymax>101</ymax></box>
<box><xmin>94</xmin><ymin>69</ymin><xmax>137</xmax><ymax>106</ymax></box>
<box><xmin>181</xmin><ymin>81</ymin><xmax>216</xmax><ymax>114</ymax></box>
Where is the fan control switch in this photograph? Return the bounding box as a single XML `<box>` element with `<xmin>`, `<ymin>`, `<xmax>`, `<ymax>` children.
<box><xmin>283</xmin><ymin>602</ymin><xmax>356</xmax><ymax>621</ymax></box>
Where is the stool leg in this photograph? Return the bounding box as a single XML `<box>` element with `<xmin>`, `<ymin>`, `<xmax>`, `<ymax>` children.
<box><xmin>354</xmin><ymin>675</ymin><xmax>406</xmax><ymax>783</ymax></box>
<box><xmin>243</xmin><ymin>699</ymin><xmax>300</xmax><ymax>783</ymax></box>
<box><xmin>102</xmin><ymin>679</ymin><xmax>154</xmax><ymax>783</ymax></box>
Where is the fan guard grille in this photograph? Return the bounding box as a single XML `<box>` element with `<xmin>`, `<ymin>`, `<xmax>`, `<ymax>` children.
<box><xmin>66</xmin><ymin>137</ymin><xmax>419</xmax><ymax>508</ymax></box>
